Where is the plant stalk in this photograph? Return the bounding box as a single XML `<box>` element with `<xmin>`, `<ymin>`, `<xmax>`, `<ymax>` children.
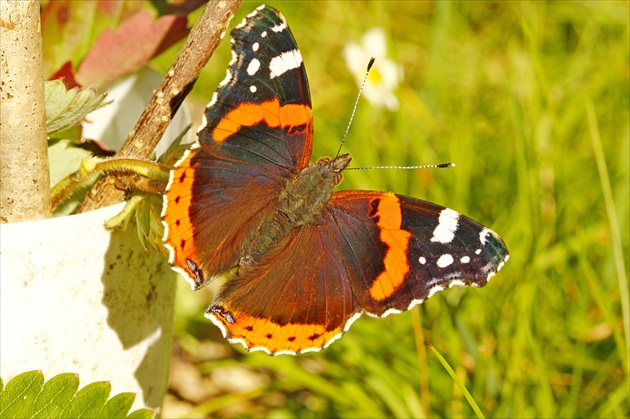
<box><xmin>0</xmin><ymin>0</ymin><xmax>51</xmax><ymax>222</ymax></box>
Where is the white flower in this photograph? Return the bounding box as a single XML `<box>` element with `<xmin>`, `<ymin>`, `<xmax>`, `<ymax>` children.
<box><xmin>343</xmin><ymin>28</ymin><xmax>403</xmax><ymax>110</ymax></box>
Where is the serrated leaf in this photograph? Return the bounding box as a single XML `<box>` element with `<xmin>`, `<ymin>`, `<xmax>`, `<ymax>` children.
<box><xmin>125</xmin><ymin>408</ymin><xmax>155</xmax><ymax>419</ymax></box>
<box><xmin>45</xmin><ymin>80</ymin><xmax>108</xmax><ymax>135</ymax></box>
<box><xmin>0</xmin><ymin>370</ymin><xmax>45</xmax><ymax>418</ymax></box>
<box><xmin>97</xmin><ymin>392</ymin><xmax>135</xmax><ymax>418</ymax></box>
<box><xmin>32</xmin><ymin>373</ymin><xmax>79</xmax><ymax>418</ymax></box>
<box><xmin>0</xmin><ymin>372</ymin><xmax>153</xmax><ymax>418</ymax></box>
<box><xmin>60</xmin><ymin>381</ymin><xmax>111</xmax><ymax>418</ymax></box>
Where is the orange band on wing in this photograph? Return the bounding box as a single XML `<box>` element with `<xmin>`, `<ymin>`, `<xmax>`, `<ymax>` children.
<box><xmin>212</xmin><ymin>98</ymin><xmax>312</xmax><ymax>142</ymax></box>
<box><xmin>209</xmin><ymin>308</ymin><xmax>346</xmax><ymax>355</ymax></box>
<box><xmin>162</xmin><ymin>150</ymin><xmax>200</xmax><ymax>282</ymax></box>
<box><xmin>369</xmin><ymin>194</ymin><xmax>412</xmax><ymax>302</ymax></box>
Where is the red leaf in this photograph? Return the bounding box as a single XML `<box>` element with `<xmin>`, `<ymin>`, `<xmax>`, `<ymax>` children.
<box><xmin>50</xmin><ymin>61</ymin><xmax>80</xmax><ymax>89</ymax></box>
<box><xmin>41</xmin><ymin>0</ymin><xmax>144</xmax><ymax>79</ymax></box>
<box><xmin>76</xmin><ymin>12</ymin><xmax>189</xmax><ymax>87</ymax></box>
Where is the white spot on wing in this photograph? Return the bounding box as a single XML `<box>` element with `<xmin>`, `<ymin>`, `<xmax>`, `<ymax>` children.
<box><xmin>235</xmin><ymin>17</ymin><xmax>249</xmax><ymax>30</ymax></box>
<box><xmin>479</xmin><ymin>228</ymin><xmax>491</xmax><ymax>245</ymax></box>
<box><xmin>272</xmin><ymin>21</ymin><xmax>287</xmax><ymax>32</ymax></box>
<box><xmin>436</xmin><ymin>254</ymin><xmax>454</xmax><ymax>268</ymax></box>
<box><xmin>419</xmin><ymin>256</ymin><xmax>426</xmax><ymax>265</ymax></box>
<box><xmin>380</xmin><ymin>308</ymin><xmax>403</xmax><ymax>318</ymax></box>
<box><xmin>431</xmin><ymin>208</ymin><xmax>459</xmax><ymax>244</ymax></box>
<box><xmin>252</xmin><ymin>42</ymin><xmax>260</xmax><ymax>52</ymax></box>
<box><xmin>449</xmin><ymin>279</ymin><xmax>466</xmax><ymax>288</ymax></box>
<box><xmin>247</xmin><ymin>58</ymin><xmax>261</xmax><ymax>75</ymax></box>
<box><xmin>249</xmin><ymin>85</ymin><xmax>257</xmax><ymax>93</ymax></box>
<box><xmin>269</xmin><ymin>49</ymin><xmax>303</xmax><ymax>79</ymax></box>
<box><xmin>261</xmin><ymin>31</ymin><xmax>267</xmax><ymax>38</ymax></box>
<box><xmin>196</xmin><ymin>113</ymin><xmax>209</xmax><ymax>135</ymax></box>
<box><xmin>406</xmin><ymin>299</ymin><xmax>425</xmax><ymax>310</ymax></box>
<box><xmin>460</xmin><ymin>256</ymin><xmax>470</xmax><ymax>263</ymax></box>
<box><xmin>206</xmin><ymin>310</ymin><xmax>228</xmax><ymax>337</ymax></box>
<box><xmin>343</xmin><ymin>312</ymin><xmax>362</xmax><ymax>332</ymax></box>
<box><xmin>427</xmin><ymin>285</ymin><xmax>445</xmax><ymax>299</ymax></box>
<box><xmin>214</xmin><ymin>49</ymin><xmax>237</xmax><ymax>93</ymax></box>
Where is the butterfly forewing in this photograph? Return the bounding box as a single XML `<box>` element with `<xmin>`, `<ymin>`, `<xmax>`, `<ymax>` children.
<box><xmin>162</xmin><ymin>5</ymin><xmax>314</xmax><ymax>288</ymax></box>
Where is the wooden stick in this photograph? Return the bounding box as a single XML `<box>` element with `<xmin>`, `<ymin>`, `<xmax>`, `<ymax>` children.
<box><xmin>0</xmin><ymin>0</ymin><xmax>51</xmax><ymax>222</ymax></box>
<box><xmin>78</xmin><ymin>0</ymin><xmax>243</xmax><ymax>213</ymax></box>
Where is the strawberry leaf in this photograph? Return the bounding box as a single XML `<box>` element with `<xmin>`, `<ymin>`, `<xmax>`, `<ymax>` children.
<box><xmin>59</xmin><ymin>381</ymin><xmax>111</xmax><ymax>418</ymax></box>
<box><xmin>98</xmin><ymin>392</ymin><xmax>136</xmax><ymax>418</ymax></box>
<box><xmin>32</xmin><ymin>373</ymin><xmax>79</xmax><ymax>418</ymax></box>
<box><xmin>0</xmin><ymin>370</ymin><xmax>44</xmax><ymax>418</ymax></box>
<box><xmin>45</xmin><ymin>80</ymin><xmax>108</xmax><ymax>135</ymax></box>
<box><xmin>0</xmin><ymin>371</ymin><xmax>155</xmax><ymax>419</ymax></box>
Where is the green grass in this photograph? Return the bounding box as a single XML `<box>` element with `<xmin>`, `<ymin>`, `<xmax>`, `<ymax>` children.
<box><xmin>169</xmin><ymin>1</ymin><xmax>629</xmax><ymax>417</ymax></box>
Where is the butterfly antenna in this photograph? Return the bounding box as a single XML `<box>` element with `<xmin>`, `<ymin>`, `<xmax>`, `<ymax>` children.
<box><xmin>335</xmin><ymin>56</ymin><xmax>376</xmax><ymax>159</ymax></box>
<box><xmin>346</xmin><ymin>162</ymin><xmax>456</xmax><ymax>171</ymax></box>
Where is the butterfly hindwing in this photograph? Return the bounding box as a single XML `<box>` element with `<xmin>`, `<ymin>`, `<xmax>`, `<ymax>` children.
<box><xmin>207</xmin><ymin>219</ymin><xmax>362</xmax><ymax>355</ymax></box>
<box><xmin>207</xmin><ymin>191</ymin><xmax>508</xmax><ymax>355</ymax></box>
<box><xmin>328</xmin><ymin>191</ymin><xmax>509</xmax><ymax>315</ymax></box>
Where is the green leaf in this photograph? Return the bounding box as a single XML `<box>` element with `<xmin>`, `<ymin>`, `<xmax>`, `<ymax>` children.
<box><xmin>0</xmin><ymin>372</ymin><xmax>154</xmax><ymax>418</ymax></box>
<box><xmin>32</xmin><ymin>373</ymin><xmax>79</xmax><ymax>418</ymax></box>
<box><xmin>48</xmin><ymin>140</ymin><xmax>93</xmax><ymax>188</ymax></box>
<box><xmin>97</xmin><ymin>392</ymin><xmax>135</xmax><ymax>418</ymax></box>
<box><xmin>60</xmin><ymin>381</ymin><xmax>111</xmax><ymax>418</ymax></box>
<box><xmin>45</xmin><ymin>80</ymin><xmax>108</xmax><ymax>135</ymax></box>
<box><xmin>125</xmin><ymin>408</ymin><xmax>156</xmax><ymax>419</ymax></box>
<box><xmin>0</xmin><ymin>371</ymin><xmax>45</xmax><ymax>418</ymax></box>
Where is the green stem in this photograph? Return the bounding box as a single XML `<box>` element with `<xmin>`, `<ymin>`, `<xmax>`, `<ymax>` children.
<box><xmin>51</xmin><ymin>158</ymin><xmax>169</xmax><ymax>211</ymax></box>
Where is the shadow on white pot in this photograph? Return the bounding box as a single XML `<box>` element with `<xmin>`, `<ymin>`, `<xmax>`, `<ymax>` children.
<box><xmin>0</xmin><ymin>202</ymin><xmax>177</xmax><ymax>411</ymax></box>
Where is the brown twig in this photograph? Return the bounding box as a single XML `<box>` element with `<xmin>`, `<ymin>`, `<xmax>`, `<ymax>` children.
<box><xmin>78</xmin><ymin>0</ymin><xmax>243</xmax><ymax>213</ymax></box>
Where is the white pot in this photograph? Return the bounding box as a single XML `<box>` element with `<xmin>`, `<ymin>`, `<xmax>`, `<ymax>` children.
<box><xmin>0</xmin><ymin>202</ymin><xmax>177</xmax><ymax>411</ymax></box>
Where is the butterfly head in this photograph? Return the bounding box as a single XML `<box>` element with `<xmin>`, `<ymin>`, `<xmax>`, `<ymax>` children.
<box><xmin>315</xmin><ymin>153</ymin><xmax>352</xmax><ymax>187</ymax></box>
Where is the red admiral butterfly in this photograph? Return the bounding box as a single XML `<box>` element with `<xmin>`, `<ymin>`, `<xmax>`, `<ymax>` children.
<box><xmin>162</xmin><ymin>5</ymin><xmax>509</xmax><ymax>355</ymax></box>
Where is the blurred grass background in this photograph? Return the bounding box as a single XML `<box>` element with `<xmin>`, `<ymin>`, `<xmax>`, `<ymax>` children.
<box><xmin>157</xmin><ymin>1</ymin><xmax>629</xmax><ymax>417</ymax></box>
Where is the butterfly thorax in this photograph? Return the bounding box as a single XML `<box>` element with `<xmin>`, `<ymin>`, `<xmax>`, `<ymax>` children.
<box><xmin>239</xmin><ymin>153</ymin><xmax>352</xmax><ymax>270</ymax></box>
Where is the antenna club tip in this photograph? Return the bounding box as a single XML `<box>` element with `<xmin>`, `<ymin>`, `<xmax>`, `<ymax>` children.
<box><xmin>437</xmin><ymin>162</ymin><xmax>455</xmax><ymax>168</ymax></box>
<box><xmin>367</xmin><ymin>56</ymin><xmax>376</xmax><ymax>71</ymax></box>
